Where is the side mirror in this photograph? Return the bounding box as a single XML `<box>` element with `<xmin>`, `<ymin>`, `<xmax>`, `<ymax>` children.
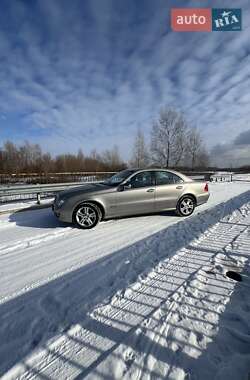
<box><xmin>117</xmin><ymin>184</ymin><xmax>124</xmax><ymax>192</ymax></box>
<box><xmin>117</xmin><ymin>182</ymin><xmax>132</xmax><ymax>191</ymax></box>
<box><xmin>123</xmin><ymin>183</ymin><xmax>132</xmax><ymax>190</ymax></box>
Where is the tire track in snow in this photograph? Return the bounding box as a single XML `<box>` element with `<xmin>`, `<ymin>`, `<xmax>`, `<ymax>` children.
<box><xmin>0</xmin><ymin>212</ymin><xmax>118</xmax><ymax>258</ymax></box>
<box><xmin>0</xmin><ymin>216</ymin><xmax>163</xmax><ymax>305</ymax></box>
<box><xmin>0</xmin><ymin>228</ymin><xmax>74</xmax><ymax>257</ymax></box>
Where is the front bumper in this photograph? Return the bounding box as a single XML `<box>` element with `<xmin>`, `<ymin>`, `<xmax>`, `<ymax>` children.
<box><xmin>52</xmin><ymin>203</ymin><xmax>60</xmax><ymax>217</ymax></box>
<box><xmin>52</xmin><ymin>203</ymin><xmax>72</xmax><ymax>223</ymax></box>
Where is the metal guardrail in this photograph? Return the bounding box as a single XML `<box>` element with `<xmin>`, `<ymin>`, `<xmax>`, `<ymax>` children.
<box><xmin>211</xmin><ymin>174</ymin><xmax>233</xmax><ymax>182</ymax></box>
<box><xmin>0</xmin><ymin>182</ymin><xmax>90</xmax><ymax>204</ymax></box>
<box><xmin>183</xmin><ymin>172</ymin><xmax>215</xmax><ymax>181</ymax></box>
<box><xmin>0</xmin><ymin>172</ymin><xmax>116</xmax><ymax>185</ymax></box>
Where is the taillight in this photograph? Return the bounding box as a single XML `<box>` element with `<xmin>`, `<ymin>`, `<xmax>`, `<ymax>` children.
<box><xmin>204</xmin><ymin>183</ymin><xmax>208</xmax><ymax>192</ymax></box>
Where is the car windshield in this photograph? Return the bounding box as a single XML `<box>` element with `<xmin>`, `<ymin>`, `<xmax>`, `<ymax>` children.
<box><xmin>103</xmin><ymin>169</ymin><xmax>136</xmax><ymax>186</ymax></box>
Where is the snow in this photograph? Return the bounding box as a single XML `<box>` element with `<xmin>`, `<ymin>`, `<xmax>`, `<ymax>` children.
<box><xmin>233</xmin><ymin>173</ymin><xmax>250</xmax><ymax>181</ymax></box>
<box><xmin>0</xmin><ymin>182</ymin><xmax>250</xmax><ymax>379</ymax></box>
<box><xmin>0</xmin><ymin>198</ymin><xmax>53</xmax><ymax>213</ymax></box>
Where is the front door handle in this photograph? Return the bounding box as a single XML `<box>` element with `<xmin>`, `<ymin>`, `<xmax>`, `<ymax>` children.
<box><xmin>146</xmin><ymin>188</ymin><xmax>155</xmax><ymax>192</ymax></box>
<box><xmin>176</xmin><ymin>185</ymin><xmax>183</xmax><ymax>189</ymax></box>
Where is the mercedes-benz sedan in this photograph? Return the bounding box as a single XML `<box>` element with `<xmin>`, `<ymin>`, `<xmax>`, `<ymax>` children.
<box><xmin>53</xmin><ymin>169</ymin><xmax>210</xmax><ymax>229</ymax></box>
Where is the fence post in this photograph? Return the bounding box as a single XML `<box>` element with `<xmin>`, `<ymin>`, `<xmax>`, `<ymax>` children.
<box><xmin>37</xmin><ymin>193</ymin><xmax>41</xmax><ymax>205</ymax></box>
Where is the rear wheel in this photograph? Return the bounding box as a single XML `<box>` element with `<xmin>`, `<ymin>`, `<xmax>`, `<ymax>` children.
<box><xmin>73</xmin><ymin>203</ymin><xmax>101</xmax><ymax>229</ymax></box>
<box><xmin>176</xmin><ymin>196</ymin><xmax>195</xmax><ymax>217</ymax></box>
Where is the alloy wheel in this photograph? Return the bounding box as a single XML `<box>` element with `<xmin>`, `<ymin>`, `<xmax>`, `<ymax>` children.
<box><xmin>179</xmin><ymin>198</ymin><xmax>194</xmax><ymax>216</ymax></box>
<box><xmin>75</xmin><ymin>205</ymin><xmax>97</xmax><ymax>227</ymax></box>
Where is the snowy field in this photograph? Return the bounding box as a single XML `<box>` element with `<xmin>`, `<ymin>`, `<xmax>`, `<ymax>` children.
<box><xmin>0</xmin><ymin>182</ymin><xmax>250</xmax><ymax>379</ymax></box>
<box><xmin>0</xmin><ymin>198</ymin><xmax>53</xmax><ymax>213</ymax></box>
<box><xmin>233</xmin><ymin>173</ymin><xmax>250</xmax><ymax>181</ymax></box>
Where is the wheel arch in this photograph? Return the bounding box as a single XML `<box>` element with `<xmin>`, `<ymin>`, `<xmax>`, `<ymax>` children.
<box><xmin>72</xmin><ymin>200</ymin><xmax>105</xmax><ymax>221</ymax></box>
<box><xmin>178</xmin><ymin>193</ymin><xmax>197</xmax><ymax>206</ymax></box>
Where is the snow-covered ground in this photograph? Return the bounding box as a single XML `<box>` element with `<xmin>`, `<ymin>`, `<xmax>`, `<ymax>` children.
<box><xmin>233</xmin><ymin>173</ymin><xmax>250</xmax><ymax>181</ymax></box>
<box><xmin>0</xmin><ymin>198</ymin><xmax>53</xmax><ymax>213</ymax></box>
<box><xmin>0</xmin><ymin>182</ymin><xmax>250</xmax><ymax>379</ymax></box>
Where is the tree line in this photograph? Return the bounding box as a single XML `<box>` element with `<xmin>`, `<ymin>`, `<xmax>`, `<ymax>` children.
<box><xmin>0</xmin><ymin>142</ymin><xmax>126</xmax><ymax>174</ymax></box>
<box><xmin>0</xmin><ymin>108</ymin><xmax>209</xmax><ymax>174</ymax></box>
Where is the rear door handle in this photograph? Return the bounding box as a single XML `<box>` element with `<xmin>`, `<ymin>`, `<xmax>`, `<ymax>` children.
<box><xmin>176</xmin><ymin>186</ymin><xmax>183</xmax><ymax>189</ymax></box>
<box><xmin>146</xmin><ymin>188</ymin><xmax>155</xmax><ymax>192</ymax></box>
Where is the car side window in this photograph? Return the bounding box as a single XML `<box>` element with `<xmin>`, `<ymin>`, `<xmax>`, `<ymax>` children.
<box><xmin>128</xmin><ymin>171</ymin><xmax>153</xmax><ymax>189</ymax></box>
<box><xmin>155</xmin><ymin>171</ymin><xmax>183</xmax><ymax>185</ymax></box>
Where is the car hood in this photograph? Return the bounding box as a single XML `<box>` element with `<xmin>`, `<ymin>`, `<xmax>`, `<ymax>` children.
<box><xmin>57</xmin><ymin>182</ymin><xmax>114</xmax><ymax>199</ymax></box>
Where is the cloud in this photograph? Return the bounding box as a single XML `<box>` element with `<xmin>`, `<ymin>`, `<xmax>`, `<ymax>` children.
<box><xmin>234</xmin><ymin>130</ymin><xmax>250</xmax><ymax>145</ymax></box>
<box><xmin>0</xmin><ymin>0</ymin><xmax>249</xmax><ymax>161</ymax></box>
<box><xmin>211</xmin><ymin>129</ymin><xmax>250</xmax><ymax>167</ymax></box>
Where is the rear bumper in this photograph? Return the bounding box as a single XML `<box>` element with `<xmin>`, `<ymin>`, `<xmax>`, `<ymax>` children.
<box><xmin>196</xmin><ymin>193</ymin><xmax>210</xmax><ymax>206</ymax></box>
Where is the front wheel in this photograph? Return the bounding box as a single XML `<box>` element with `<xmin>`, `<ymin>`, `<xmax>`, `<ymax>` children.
<box><xmin>176</xmin><ymin>196</ymin><xmax>195</xmax><ymax>217</ymax></box>
<box><xmin>73</xmin><ymin>203</ymin><xmax>101</xmax><ymax>229</ymax></box>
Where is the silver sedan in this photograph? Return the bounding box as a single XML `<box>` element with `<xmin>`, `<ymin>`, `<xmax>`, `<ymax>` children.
<box><xmin>53</xmin><ymin>169</ymin><xmax>210</xmax><ymax>229</ymax></box>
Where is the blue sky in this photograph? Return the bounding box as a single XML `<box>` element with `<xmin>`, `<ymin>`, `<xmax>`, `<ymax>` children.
<box><xmin>0</xmin><ymin>0</ymin><xmax>250</xmax><ymax>165</ymax></box>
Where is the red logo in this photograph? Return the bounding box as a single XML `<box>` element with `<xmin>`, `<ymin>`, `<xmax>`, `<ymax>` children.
<box><xmin>171</xmin><ymin>8</ymin><xmax>212</xmax><ymax>32</ymax></box>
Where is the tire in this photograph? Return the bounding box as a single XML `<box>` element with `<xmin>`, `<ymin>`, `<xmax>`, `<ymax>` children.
<box><xmin>176</xmin><ymin>195</ymin><xmax>196</xmax><ymax>217</ymax></box>
<box><xmin>73</xmin><ymin>203</ymin><xmax>101</xmax><ymax>229</ymax></box>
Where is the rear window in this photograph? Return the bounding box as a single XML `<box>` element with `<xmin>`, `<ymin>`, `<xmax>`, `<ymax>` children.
<box><xmin>155</xmin><ymin>171</ymin><xmax>183</xmax><ymax>185</ymax></box>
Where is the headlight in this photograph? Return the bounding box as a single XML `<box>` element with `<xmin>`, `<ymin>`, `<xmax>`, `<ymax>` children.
<box><xmin>57</xmin><ymin>199</ymin><xmax>65</xmax><ymax>208</ymax></box>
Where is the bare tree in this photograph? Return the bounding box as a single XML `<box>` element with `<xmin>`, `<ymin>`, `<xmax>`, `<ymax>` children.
<box><xmin>101</xmin><ymin>145</ymin><xmax>125</xmax><ymax>171</ymax></box>
<box><xmin>77</xmin><ymin>149</ymin><xmax>84</xmax><ymax>164</ymax></box>
<box><xmin>151</xmin><ymin>108</ymin><xmax>188</xmax><ymax>167</ymax></box>
<box><xmin>186</xmin><ymin>127</ymin><xmax>202</xmax><ymax>170</ymax></box>
<box><xmin>18</xmin><ymin>141</ymin><xmax>42</xmax><ymax>172</ymax></box>
<box><xmin>196</xmin><ymin>150</ymin><xmax>210</xmax><ymax>169</ymax></box>
<box><xmin>0</xmin><ymin>149</ymin><xmax>4</xmax><ymax>172</ymax></box>
<box><xmin>130</xmin><ymin>128</ymin><xmax>149</xmax><ymax>168</ymax></box>
<box><xmin>185</xmin><ymin>127</ymin><xmax>209</xmax><ymax>169</ymax></box>
<box><xmin>40</xmin><ymin>153</ymin><xmax>53</xmax><ymax>173</ymax></box>
<box><xmin>3</xmin><ymin>141</ymin><xmax>20</xmax><ymax>173</ymax></box>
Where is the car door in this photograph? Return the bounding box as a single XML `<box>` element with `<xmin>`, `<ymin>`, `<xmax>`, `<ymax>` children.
<box><xmin>154</xmin><ymin>171</ymin><xmax>184</xmax><ymax>211</ymax></box>
<box><xmin>115</xmin><ymin>171</ymin><xmax>155</xmax><ymax>216</ymax></box>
